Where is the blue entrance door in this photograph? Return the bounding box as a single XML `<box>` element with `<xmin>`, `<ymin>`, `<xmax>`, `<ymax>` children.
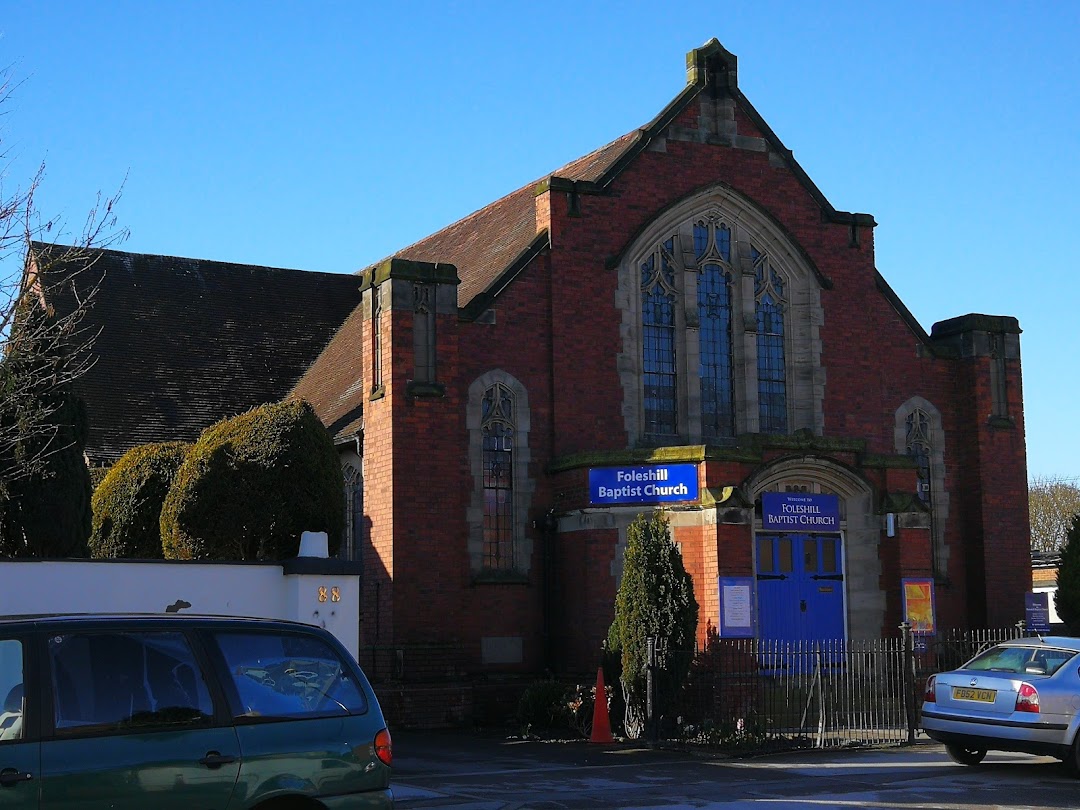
<box><xmin>756</xmin><ymin>533</ymin><xmax>845</xmax><ymax>643</ymax></box>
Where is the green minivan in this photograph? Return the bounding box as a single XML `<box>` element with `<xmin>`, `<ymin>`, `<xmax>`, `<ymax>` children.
<box><xmin>0</xmin><ymin>614</ymin><xmax>392</xmax><ymax>808</ymax></box>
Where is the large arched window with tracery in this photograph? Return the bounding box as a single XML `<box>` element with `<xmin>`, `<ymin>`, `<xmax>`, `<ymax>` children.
<box><xmin>617</xmin><ymin>187</ymin><xmax>824</xmax><ymax>446</ymax></box>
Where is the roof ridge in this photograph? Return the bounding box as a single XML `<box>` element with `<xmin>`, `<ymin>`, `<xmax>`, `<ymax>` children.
<box><xmin>31</xmin><ymin>241</ymin><xmax>349</xmax><ymax>280</ymax></box>
<box><xmin>361</xmin><ymin>177</ymin><xmax>543</xmax><ymax>273</ymax></box>
<box><xmin>368</xmin><ymin>129</ymin><xmax>643</xmax><ymax>274</ymax></box>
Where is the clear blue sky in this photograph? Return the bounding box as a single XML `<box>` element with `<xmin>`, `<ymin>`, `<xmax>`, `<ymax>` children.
<box><xmin>3</xmin><ymin>1</ymin><xmax>1077</xmax><ymax>482</ymax></box>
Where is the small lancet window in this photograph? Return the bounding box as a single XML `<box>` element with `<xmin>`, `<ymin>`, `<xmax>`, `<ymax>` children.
<box><xmin>906</xmin><ymin>409</ymin><xmax>933</xmax><ymax>504</ymax></box>
<box><xmin>341</xmin><ymin>464</ymin><xmax>363</xmax><ymax>561</ymax></box>
<box><xmin>754</xmin><ymin>248</ymin><xmax>788</xmax><ymax>434</ymax></box>
<box><xmin>641</xmin><ymin>238</ymin><xmax>678</xmax><ymax>438</ymax></box>
<box><xmin>481</xmin><ymin>383</ymin><xmax>515</xmax><ymax>571</ymax></box>
<box><xmin>695</xmin><ymin>218</ymin><xmax>735</xmax><ymax>440</ymax></box>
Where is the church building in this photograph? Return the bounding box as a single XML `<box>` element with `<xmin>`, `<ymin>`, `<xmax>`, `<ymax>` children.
<box><xmin>43</xmin><ymin>40</ymin><xmax>1032</xmax><ymax>681</ymax></box>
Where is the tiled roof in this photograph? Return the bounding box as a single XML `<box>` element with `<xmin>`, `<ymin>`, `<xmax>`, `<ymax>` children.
<box><xmin>291</xmin><ymin>132</ymin><xmax>645</xmax><ymax>430</ymax></box>
<box><xmin>291</xmin><ymin>305</ymin><xmax>366</xmax><ymax>444</ymax></box>
<box><xmin>34</xmin><ymin>243</ymin><xmax>363</xmax><ymax>463</ymax></box>
<box><xmin>1033</xmin><ymin>568</ymin><xmax>1058</xmax><ymax>587</ymax></box>
<box><xmin>383</xmin><ymin>131</ymin><xmax>641</xmax><ymax>308</ymax></box>
<box><xmin>555</xmin><ymin>131</ymin><xmax>640</xmax><ymax>183</ymax></box>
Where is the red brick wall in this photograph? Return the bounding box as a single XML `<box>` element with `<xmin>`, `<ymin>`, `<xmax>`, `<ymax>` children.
<box><xmin>367</xmin><ymin>86</ymin><xmax>1029</xmax><ymax>679</ymax></box>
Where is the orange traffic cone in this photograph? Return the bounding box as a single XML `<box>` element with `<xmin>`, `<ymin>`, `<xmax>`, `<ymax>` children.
<box><xmin>589</xmin><ymin>666</ymin><xmax>614</xmax><ymax>743</ymax></box>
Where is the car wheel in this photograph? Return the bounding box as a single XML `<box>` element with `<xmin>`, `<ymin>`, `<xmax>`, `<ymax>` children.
<box><xmin>1065</xmin><ymin>733</ymin><xmax>1080</xmax><ymax>777</ymax></box>
<box><xmin>945</xmin><ymin>744</ymin><xmax>986</xmax><ymax>766</ymax></box>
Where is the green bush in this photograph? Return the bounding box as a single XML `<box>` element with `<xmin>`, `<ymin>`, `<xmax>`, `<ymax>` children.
<box><xmin>89</xmin><ymin>442</ymin><xmax>190</xmax><ymax>558</ymax></box>
<box><xmin>88</xmin><ymin>465</ymin><xmax>111</xmax><ymax>490</ymax></box>
<box><xmin>160</xmin><ymin>399</ymin><xmax>343</xmax><ymax>560</ymax></box>
<box><xmin>609</xmin><ymin>510</ymin><xmax>698</xmax><ymax>738</ymax></box>
<box><xmin>1055</xmin><ymin>514</ymin><xmax>1080</xmax><ymax>633</ymax></box>
<box><xmin>515</xmin><ymin>679</ymin><xmax>574</xmax><ymax>737</ymax></box>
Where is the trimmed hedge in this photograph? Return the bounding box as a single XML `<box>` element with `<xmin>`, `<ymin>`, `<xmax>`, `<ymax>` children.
<box><xmin>160</xmin><ymin>399</ymin><xmax>343</xmax><ymax>560</ymax></box>
<box><xmin>89</xmin><ymin>441</ymin><xmax>190</xmax><ymax>559</ymax></box>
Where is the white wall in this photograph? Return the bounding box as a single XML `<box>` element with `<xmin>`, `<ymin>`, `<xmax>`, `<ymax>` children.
<box><xmin>1033</xmin><ymin>585</ymin><xmax>1062</xmax><ymax>625</ymax></box>
<box><xmin>0</xmin><ymin>559</ymin><xmax>361</xmax><ymax>661</ymax></box>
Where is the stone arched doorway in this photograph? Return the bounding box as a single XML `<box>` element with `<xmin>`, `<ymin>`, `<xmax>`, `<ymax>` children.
<box><xmin>747</xmin><ymin>457</ymin><xmax>882</xmax><ymax>640</ymax></box>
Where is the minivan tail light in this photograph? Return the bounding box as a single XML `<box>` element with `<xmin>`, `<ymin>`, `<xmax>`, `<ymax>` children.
<box><xmin>923</xmin><ymin>675</ymin><xmax>936</xmax><ymax>704</ymax></box>
<box><xmin>374</xmin><ymin>728</ymin><xmax>393</xmax><ymax>766</ymax></box>
<box><xmin>1016</xmin><ymin>682</ymin><xmax>1040</xmax><ymax>713</ymax></box>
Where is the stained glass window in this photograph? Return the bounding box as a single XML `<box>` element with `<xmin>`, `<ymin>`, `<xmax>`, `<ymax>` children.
<box><xmin>482</xmin><ymin>383</ymin><xmax>515</xmax><ymax>570</ymax></box>
<box><xmin>754</xmin><ymin>248</ymin><xmax>787</xmax><ymax>434</ymax></box>
<box><xmin>696</xmin><ymin>219</ymin><xmax>734</xmax><ymax>440</ymax></box>
<box><xmin>642</xmin><ymin>239</ymin><xmax>678</xmax><ymax>438</ymax></box>
<box><xmin>906</xmin><ymin>409</ymin><xmax>933</xmax><ymax>504</ymax></box>
<box><xmin>341</xmin><ymin>464</ymin><xmax>363</xmax><ymax>562</ymax></box>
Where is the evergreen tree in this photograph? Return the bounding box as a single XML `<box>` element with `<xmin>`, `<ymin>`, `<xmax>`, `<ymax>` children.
<box><xmin>0</xmin><ymin>385</ymin><xmax>92</xmax><ymax>557</ymax></box>
<box><xmin>609</xmin><ymin>510</ymin><xmax>698</xmax><ymax>737</ymax></box>
<box><xmin>1054</xmin><ymin>514</ymin><xmax>1080</xmax><ymax>634</ymax></box>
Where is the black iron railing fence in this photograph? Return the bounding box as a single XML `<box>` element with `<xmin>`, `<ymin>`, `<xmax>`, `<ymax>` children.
<box><xmin>360</xmin><ymin>626</ymin><xmax>1028</xmax><ymax>746</ymax></box>
<box><xmin>651</xmin><ymin>625</ymin><xmax>1026</xmax><ymax>750</ymax></box>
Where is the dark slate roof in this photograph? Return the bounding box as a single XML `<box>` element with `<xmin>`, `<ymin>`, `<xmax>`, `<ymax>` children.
<box><xmin>34</xmin><ymin>243</ymin><xmax>363</xmax><ymax>463</ymax></box>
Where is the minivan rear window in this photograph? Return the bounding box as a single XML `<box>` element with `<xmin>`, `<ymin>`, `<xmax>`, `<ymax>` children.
<box><xmin>212</xmin><ymin>631</ymin><xmax>368</xmax><ymax>721</ymax></box>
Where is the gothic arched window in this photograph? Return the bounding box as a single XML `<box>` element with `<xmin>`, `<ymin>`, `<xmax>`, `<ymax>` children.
<box><xmin>617</xmin><ymin>187</ymin><xmax>824</xmax><ymax>446</ymax></box>
<box><xmin>695</xmin><ymin>218</ymin><xmax>735</xmax><ymax>440</ymax></box>
<box><xmin>906</xmin><ymin>408</ymin><xmax>933</xmax><ymax>505</ymax></box>
<box><xmin>482</xmin><ymin>382</ymin><xmax>516</xmax><ymax>571</ymax></box>
<box><xmin>641</xmin><ymin>239</ymin><xmax>679</xmax><ymax>439</ymax></box>
<box><xmin>895</xmin><ymin>398</ymin><xmax>949</xmax><ymax>581</ymax></box>
<box><xmin>754</xmin><ymin>247</ymin><xmax>788</xmax><ymax>435</ymax></box>
<box><xmin>341</xmin><ymin>463</ymin><xmax>363</xmax><ymax>561</ymax></box>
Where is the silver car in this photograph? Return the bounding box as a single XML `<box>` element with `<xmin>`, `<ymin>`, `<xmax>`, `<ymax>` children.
<box><xmin>921</xmin><ymin>636</ymin><xmax>1080</xmax><ymax>773</ymax></box>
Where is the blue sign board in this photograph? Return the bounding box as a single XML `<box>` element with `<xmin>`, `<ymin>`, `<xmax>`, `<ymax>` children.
<box><xmin>588</xmin><ymin>464</ymin><xmax>698</xmax><ymax>505</ymax></box>
<box><xmin>1026</xmin><ymin>591</ymin><xmax>1051</xmax><ymax>634</ymax></box>
<box><xmin>762</xmin><ymin>492</ymin><xmax>840</xmax><ymax>533</ymax></box>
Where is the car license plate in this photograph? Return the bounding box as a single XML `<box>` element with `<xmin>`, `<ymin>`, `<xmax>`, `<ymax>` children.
<box><xmin>952</xmin><ymin>687</ymin><xmax>996</xmax><ymax>702</ymax></box>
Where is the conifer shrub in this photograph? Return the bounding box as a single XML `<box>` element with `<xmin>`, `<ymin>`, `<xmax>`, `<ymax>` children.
<box><xmin>1055</xmin><ymin>514</ymin><xmax>1080</xmax><ymax>634</ymax></box>
<box><xmin>160</xmin><ymin>399</ymin><xmax>343</xmax><ymax>560</ymax></box>
<box><xmin>608</xmin><ymin>510</ymin><xmax>698</xmax><ymax>738</ymax></box>
<box><xmin>89</xmin><ymin>441</ymin><xmax>190</xmax><ymax>558</ymax></box>
<box><xmin>0</xmin><ymin>388</ymin><xmax>92</xmax><ymax>558</ymax></box>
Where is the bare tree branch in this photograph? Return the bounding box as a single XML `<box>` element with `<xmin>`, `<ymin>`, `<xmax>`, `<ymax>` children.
<box><xmin>0</xmin><ymin>65</ymin><xmax>129</xmax><ymax>494</ymax></box>
<box><xmin>1030</xmin><ymin>476</ymin><xmax>1080</xmax><ymax>553</ymax></box>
